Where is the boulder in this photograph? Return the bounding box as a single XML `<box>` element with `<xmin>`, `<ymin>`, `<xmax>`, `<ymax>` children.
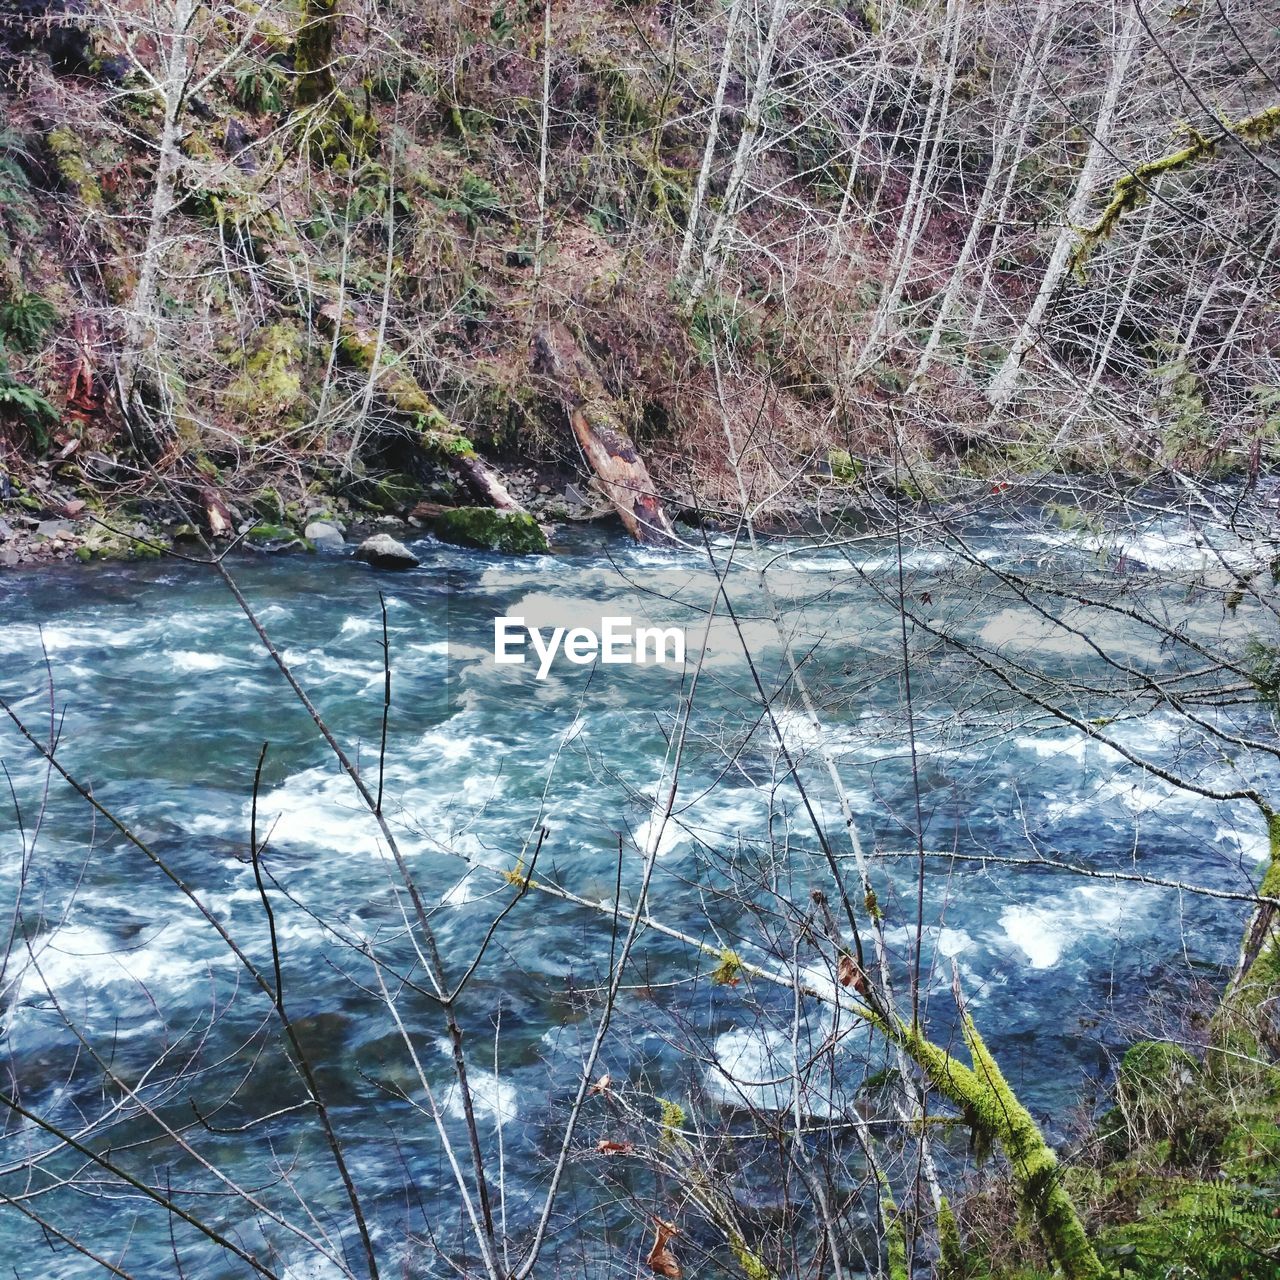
<box><xmin>412</xmin><ymin>504</ymin><xmax>548</xmax><ymax>555</ymax></box>
<box><xmin>305</xmin><ymin>520</ymin><xmax>345</xmax><ymax>547</ymax></box>
<box><xmin>354</xmin><ymin>533</ymin><xmax>418</xmax><ymax>569</ymax></box>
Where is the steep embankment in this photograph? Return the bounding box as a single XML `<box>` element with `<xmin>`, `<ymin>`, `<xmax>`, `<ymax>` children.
<box><xmin>0</xmin><ymin>0</ymin><xmax>1276</xmax><ymax>564</ymax></box>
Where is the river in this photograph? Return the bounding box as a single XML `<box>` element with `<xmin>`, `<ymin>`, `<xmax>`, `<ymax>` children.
<box><xmin>0</xmin><ymin>504</ymin><xmax>1274</xmax><ymax>1278</ymax></box>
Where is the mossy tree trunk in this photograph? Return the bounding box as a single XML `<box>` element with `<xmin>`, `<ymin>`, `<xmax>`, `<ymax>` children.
<box><xmin>1219</xmin><ymin>807</ymin><xmax>1280</xmax><ymax>1059</ymax></box>
<box><xmin>292</xmin><ymin>0</ymin><xmax>376</xmax><ymax>163</ymax></box>
<box><xmin>294</xmin><ymin>0</ymin><xmax>339</xmax><ymax>108</ymax></box>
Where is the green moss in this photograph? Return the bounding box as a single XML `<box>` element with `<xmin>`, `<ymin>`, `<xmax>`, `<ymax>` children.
<box><xmin>938</xmin><ymin>1195</ymin><xmax>965</xmax><ymax>1279</ymax></box>
<box><xmin>252</xmin><ymin>487</ymin><xmax>284</xmax><ymax>521</ymax></box>
<box><xmin>430</xmin><ymin>507</ymin><xmax>547</xmax><ymax>555</ymax></box>
<box><xmin>246</xmin><ymin>524</ymin><xmax>308</xmax><ymax>550</ymax></box>
<box><xmin>710</xmin><ymin>948</ymin><xmax>744</xmax><ymax>986</ymax></box>
<box><xmin>1072</xmin><ymin>104</ymin><xmax>1280</xmax><ymax>277</ymax></box>
<box><xmin>46</xmin><ymin>127</ymin><xmax>102</xmax><ymax>209</ymax></box>
<box><xmin>1118</xmin><ymin>1040</ymin><xmax>1198</xmax><ymax>1101</ymax></box>
<box><xmin>356</xmin><ymin>473</ymin><xmax>419</xmax><ymax>515</ymax></box>
<box><xmin>292</xmin><ymin>0</ymin><xmax>379</xmax><ymax>175</ymax></box>
<box><xmin>883</xmin><ymin>1009</ymin><xmax>1104</xmax><ymax>1279</ymax></box>
<box><xmin>657</xmin><ymin>1098</ymin><xmax>688</xmax><ymax>1150</ymax></box>
<box><xmin>877</xmin><ymin>1175</ymin><xmax>909</xmax><ymax>1280</ymax></box>
<box><xmin>128</xmin><ymin>537</ymin><xmax>167</xmax><ymax>559</ymax></box>
<box><xmin>224</xmin><ymin>325</ymin><xmax>304</xmax><ymax>420</ymax></box>
<box><xmin>827</xmin><ymin>448</ymin><xmax>864</xmax><ymax>482</ymax></box>
<box><xmin>728</xmin><ymin>1233</ymin><xmax>772</xmax><ymax>1280</ymax></box>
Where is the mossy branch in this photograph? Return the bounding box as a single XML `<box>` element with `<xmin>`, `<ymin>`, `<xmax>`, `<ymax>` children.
<box><xmin>503</xmin><ymin>860</ymin><xmax>1104</xmax><ymax>1278</ymax></box>
<box><xmin>1218</xmin><ymin>807</ymin><xmax>1280</xmax><ymax>1060</ymax></box>
<box><xmin>1071</xmin><ymin>104</ymin><xmax>1280</xmax><ymax>278</ymax></box>
<box><xmin>856</xmin><ymin>1008</ymin><xmax>1106</xmax><ymax>1279</ymax></box>
<box><xmin>877</xmin><ymin>1174</ymin><xmax>909</xmax><ymax>1280</ymax></box>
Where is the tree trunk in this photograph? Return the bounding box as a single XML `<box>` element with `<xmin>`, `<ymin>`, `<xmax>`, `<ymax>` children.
<box><xmin>292</xmin><ymin>0</ymin><xmax>376</xmax><ymax>162</ymax></box>
<box><xmin>854</xmin><ymin>0</ymin><xmax>966</xmax><ymax>376</ymax></box>
<box><xmin>682</xmin><ymin>0</ymin><xmax>789</xmax><ymax>313</ymax></box>
<box><xmin>987</xmin><ymin>0</ymin><xmax>1141</xmax><ymax>409</ymax></box>
<box><xmin>532</xmin><ymin>325</ymin><xmax>676</xmax><ymax>544</ymax></box>
<box><xmin>676</xmin><ymin>0</ymin><xmax>747</xmax><ymax>282</ymax></box>
<box><xmin>908</xmin><ymin>0</ymin><xmax>1050</xmax><ymax>394</ymax></box>
<box><xmin>123</xmin><ymin>0</ymin><xmax>196</xmax><ymax>406</ymax></box>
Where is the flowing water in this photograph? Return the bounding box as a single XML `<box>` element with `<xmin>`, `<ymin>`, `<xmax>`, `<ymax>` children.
<box><xmin>0</xmin><ymin>507</ymin><xmax>1274</xmax><ymax>1278</ymax></box>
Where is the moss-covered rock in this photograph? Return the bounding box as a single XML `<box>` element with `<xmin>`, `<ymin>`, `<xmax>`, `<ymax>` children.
<box><xmin>354</xmin><ymin>472</ymin><xmax>420</xmax><ymax>514</ymax></box>
<box><xmin>246</xmin><ymin>522</ymin><xmax>309</xmax><ymax>550</ymax></box>
<box><xmin>1117</xmin><ymin>1040</ymin><xmax>1198</xmax><ymax>1100</ymax></box>
<box><xmin>827</xmin><ymin>448</ymin><xmax>864</xmax><ymax>482</ymax></box>
<box><xmin>429</xmin><ymin>506</ymin><xmax>547</xmax><ymax>555</ymax></box>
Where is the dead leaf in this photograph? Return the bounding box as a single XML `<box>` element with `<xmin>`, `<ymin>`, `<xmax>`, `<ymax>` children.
<box><xmin>588</xmin><ymin>1073</ymin><xmax>612</xmax><ymax>1096</ymax></box>
<box><xmin>595</xmin><ymin>1139</ymin><xmax>633</xmax><ymax>1155</ymax></box>
<box><xmin>838</xmin><ymin>954</ymin><xmax>870</xmax><ymax>995</ymax></box>
<box><xmin>647</xmin><ymin>1219</ymin><xmax>681</xmax><ymax>1279</ymax></box>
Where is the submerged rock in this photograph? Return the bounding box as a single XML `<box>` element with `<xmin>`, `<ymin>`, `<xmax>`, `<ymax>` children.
<box><xmin>353</xmin><ymin>533</ymin><xmax>418</xmax><ymax>569</ymax></box>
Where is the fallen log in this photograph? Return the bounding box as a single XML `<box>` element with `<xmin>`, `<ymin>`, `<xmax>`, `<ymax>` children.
<box><xmin>531</xmin><ymin>325</ymin><xmax>675</xmax><ymax>545</ymax></box>
<box><xmin>215</xmin><ymin>205</ymin><xmax>531</xmax><ymax>523</ymax></box>
<box><xmin>313</xmin><ymin>302</ymin><xmax>523</xmax><ymax>514</ymax></box>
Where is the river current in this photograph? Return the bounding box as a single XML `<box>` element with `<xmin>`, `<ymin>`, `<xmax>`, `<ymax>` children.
<box><xmin>0</xmin><ymin>506</ymin><xmax>1274</xmax><ymax>1277</ymax></box>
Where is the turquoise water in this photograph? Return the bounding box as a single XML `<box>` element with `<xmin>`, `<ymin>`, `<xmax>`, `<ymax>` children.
<box><xmin>0</xmin><ymin>514</ymin><xmax>1272</xmax><ymax>1277</ymax></box>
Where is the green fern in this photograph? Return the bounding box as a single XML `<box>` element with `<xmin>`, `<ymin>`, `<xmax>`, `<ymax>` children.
<box><xmin>488</xmin><ymin>5</ymin><xmax>516</xmax><ymax>43</ymax></box>
<box><xmin>0</xmin><ymin>369</ymin><xmax>59</xmax><ymax>450</ymax></box>
<box><xmin>1104</xmin><ymin>1178</ymin><xmax>1280</xmax><ymax>1279</ymax></box>
<box><xmin>0</xmin><ymin>291</ymin><xmax>57</xmax><ymax>353</ymax></box>
<box><xmin>231</xmin><ymin>62</ymin><xmax>289</xmax><ymax>114</ymax></box>
<box><xmin>0</xmin><ymin>130</ymin><xmax>39</xmax><ymax>250</ymax></box>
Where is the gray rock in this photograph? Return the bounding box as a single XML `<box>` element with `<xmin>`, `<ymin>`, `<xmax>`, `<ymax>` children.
<box><xmin>1</xmin><ymin>548</ymin><xmax>18</xmax><ymax>568</ymax></box>
<box><xmin>37</xmin><ymin>519</ymin><xmax>72</xmax><ymax>539</ymax></box>
<box><xmin>353</xmin><ymin>533</ymin><xmax>418</xmax><ymax>570</ymax></box>
<box><xmin>305</xmin><ymin>520</ymin><xmax>345</xmax><ymax>547</ymax></box>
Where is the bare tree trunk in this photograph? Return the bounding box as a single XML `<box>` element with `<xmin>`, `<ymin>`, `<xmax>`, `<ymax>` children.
<box><xmin>123</xmin><ymin>0</ymin><xmax>195</xmax><ymax>402</ymax></box>
<box><xmin>1205</xmin><ymin>213</ymin><xmax>1280</xmax><ymax>375</ymax></box>
<box><xmin>854</xmin><ymin>0</ymin><xmax>966</xmax><ymax>375</ymax></box>
<box><xmin>533</xmin><ymin>0</ymin><xmax>553</xmax><ymax>288</ymax></box>
<box><xmin>965</xmin><ymin>7</ymin><xmax>1054</xmax><ymax>355</ymax></box>
<box><xmin>1078</xmin><ymin>182</ymin><xmax>1160</xmax><ymax>403</ymax></box>
<box><xmin>987</xmin><ymin>0</ymin><xmax>1141</xmax><ymax>409</ymax></box>
<box><xmin>683</xmin><ymin>0</ymin><xmax>790</xmax><ymax>313</ymax></box>
<box><xmin>824</xmin><ymin>32</ymin><xmax>893</xmax><ymax>269</ymax></box>
<box><xmin>908</xmin><ymin>0</ymin><xmax>1050</xmax><ymax>394</ymax></box>
<box><xmin>676</xmin><ymin>0</ymin><xmax>746</xmax><ymax>282</ymax></box>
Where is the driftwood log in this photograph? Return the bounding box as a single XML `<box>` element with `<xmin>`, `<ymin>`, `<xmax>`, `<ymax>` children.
<box><xmin>532</xmin><ymin>325</ymin><xmax>675</xmax><ymax>545</ymax></box>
